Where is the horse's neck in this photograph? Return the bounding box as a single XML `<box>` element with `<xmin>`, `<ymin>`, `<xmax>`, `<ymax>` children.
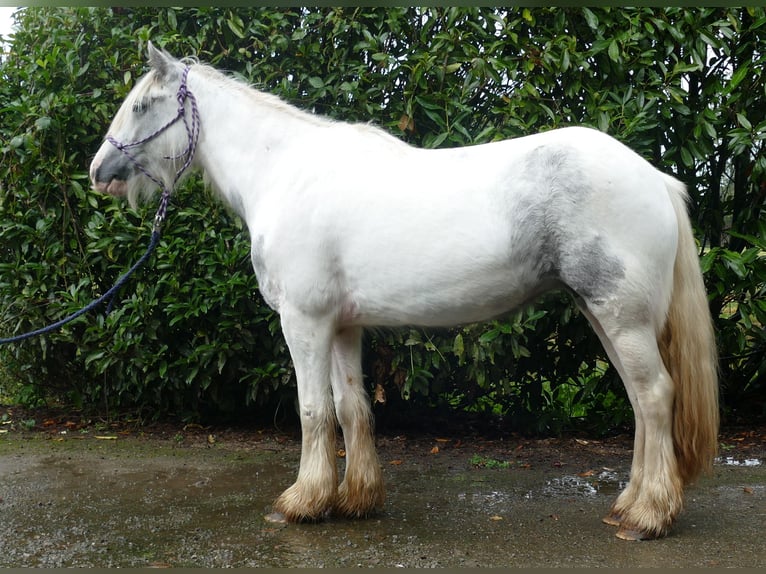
<box><xmin>190</xmin><ymin>69</ymin><xmax>314</xmax><ymax>219</ymax></box>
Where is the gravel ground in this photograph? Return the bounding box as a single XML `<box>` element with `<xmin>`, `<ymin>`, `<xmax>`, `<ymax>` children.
<box><xmin>0</xmin><ymin>409</ymin><xmax>764</xmax><ymax>567</ymax></box>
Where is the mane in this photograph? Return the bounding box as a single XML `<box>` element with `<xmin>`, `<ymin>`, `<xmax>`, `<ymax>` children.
<box><xmin>192</xmin><ymin>63</ymin><xmax>334</xmax><ymax>129</ymax></box>
<box><xmin>191</xmin><ymin>62</ymin><xmax>407</xmax><ymax>146</ymax></box>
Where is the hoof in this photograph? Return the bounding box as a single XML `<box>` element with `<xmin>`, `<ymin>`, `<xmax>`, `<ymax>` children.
<box><xmin>272</xmin><ymin>481</ymin><xmax>336</xmax><ymax>523</ymax></box>
<box><xmin>264</xmin><ymin>512</ymin><xmax>288</xmax><ymax>524</ymax></box>
<box><xmin>615</xmin><ymin>526</ymin><xmax>661</xmax><ymax>541</ymax></box>
<box><xmin>333</xmin><ymin>479</ymin><xmax>385</xmax><ymax>519</ymax></box>
<box><xmin>602</xmin><ymin>513</ymin><xmax>622</xmax><ymax>527</ymax></box>
<box><xmin>269</xmin><ymin>506</ymin><xmax>328</xmax><ymax>524</ymax></box>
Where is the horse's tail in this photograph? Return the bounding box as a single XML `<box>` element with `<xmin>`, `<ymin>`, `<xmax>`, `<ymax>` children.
<box><xmin>659</xmin><ymin>174</ymin><xmax>719</xmax><ymax>485</ymax></box>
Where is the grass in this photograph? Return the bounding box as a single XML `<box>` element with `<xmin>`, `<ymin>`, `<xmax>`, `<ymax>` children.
<box><xmin>469</xmin><ymin>454</ymin><xmax>512</xmax><ymax>469</ymax></box>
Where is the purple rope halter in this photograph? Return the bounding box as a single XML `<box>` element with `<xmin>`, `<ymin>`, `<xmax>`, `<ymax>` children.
<box><xmin>107</xmin><ymin>65</ymin><xmax>200</xmax><ymax>231</ymax></box>
<box><xmin>0</xmin><ymin>66</ymin><xmax>200</xmax><ymax>345</ymax></box>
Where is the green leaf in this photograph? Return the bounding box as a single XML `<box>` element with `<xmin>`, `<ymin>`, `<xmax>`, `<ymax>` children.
<box><xmin>607</xmin><ymin>40</ymin><xmax>620</xmax><ymax>63</ymax></box>
<box><xmin>227</xmin><ymin>16</ymin><xmax>245</xmax><ymax>38</ymax></box>
<box><xmin>34</xmin><ymin>116</ymin><xmax>52</xmax><ymax>131</ymax></box>
<box><xmin>522</xmin><ymin>8</ymin><xmax>533</xmax><ymax>22</ymax></box>
<box><xmin>702</xmin><ymin>120</ymin><xmax>716</xmax><ymax>139</ymax></box>
<box><xmin>736</xmin><ymin>112</ymin><xmax>752</xmax><ymax>130</ymax></box>
<box><xmin>453</xmin><ymin>333</ymin><xmax>464</xmax><ymax>358</ymax></box>
<box><xmin>728</xmin><ymin>65</ymin><xmax>749</xmax><ymax>91</ymax></box>
<box><xmin>427</xmin><ymin>132</ymin><xmax>449</xmax><ymax>148</ymax></box>
<box><xmin>479</xmin><ymin>329</ymin><xmax>500</xmax><ymax>344</ymax></box>
<box><xmin>582</xmin><ymin>7</ymin><xmax>598</xmax><ymax>30</ymax></box>
<box><xmin>679</xmin><ymin>146</ymin><xmax>693</xmax><ymax>168</ymax></box>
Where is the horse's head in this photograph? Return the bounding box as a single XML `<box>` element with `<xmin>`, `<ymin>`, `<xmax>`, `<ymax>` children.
<box><xmin>90</xmin><ymin>42</ymin><xmax>197</xmax><ymax>207</ymax></box>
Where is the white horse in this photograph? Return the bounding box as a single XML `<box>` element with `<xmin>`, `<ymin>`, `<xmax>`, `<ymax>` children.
<box><xmin>90</xmin><ymin>43</ymin><xmax>719</xmax><ymax>540</ymax></box>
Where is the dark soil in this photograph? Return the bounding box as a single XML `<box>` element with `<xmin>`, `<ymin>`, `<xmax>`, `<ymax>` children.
<box><xmin>1</xmin><ymin>404</ymin><xmax>764</xmax><ymax>567</ymax></box>
<box><xmin>2</xmin><ymin>403</ymin><xmax>764</xmax><ymax>465</ymax></box>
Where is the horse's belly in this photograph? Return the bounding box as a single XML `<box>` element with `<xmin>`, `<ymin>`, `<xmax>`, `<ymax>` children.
<box><xmin>345</xmin><ymin>258</ymin><xmax>551</xmax><ymax>327</ymax></box>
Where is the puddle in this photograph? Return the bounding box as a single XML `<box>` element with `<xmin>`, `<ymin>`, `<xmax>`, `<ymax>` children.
<box><xmin>716</xmin><ymin>456</ymin><xmax>762</xmax><ymax>467</ymax></box>
<box><xmin>543</xmin><ymin>469</ymin><xmax>627</xmax><ymax>497</ymax></box>
<box><xmin>454</xmin><ymin>468</ymin><xmax>628</xmax><ymax>509</ymax></box>
<box><xmin>457</xmin><ymin>489</ymin><xmax>513</xmax><ymax>510</ymax></box>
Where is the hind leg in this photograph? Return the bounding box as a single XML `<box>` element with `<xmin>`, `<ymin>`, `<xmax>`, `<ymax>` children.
<box><xmin>330</xmin><ymin>327</ymin><xmax>385</xmax><ymax>517</ymax></box>
<box><xmin>582</xmin><ymin>303</ymin><xmax>683</xmax><ymax>539</ymax></box>
<box><xmin>578</xmin><ymin>305</ymin><xmax>644</xmax><ymax>528</ymax></box>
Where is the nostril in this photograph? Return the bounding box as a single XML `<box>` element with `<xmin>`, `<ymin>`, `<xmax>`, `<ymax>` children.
<box><xmin>94</xmin><ymin>164</ymin><xmax>108</xmax><ymax>184</ymax></box>
<box><xmin>92</xmin><ymin>155</ymin><xmax>133</xmax><ymax>185</ymax></box>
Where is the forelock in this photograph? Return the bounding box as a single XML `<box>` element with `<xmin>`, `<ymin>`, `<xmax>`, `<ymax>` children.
<box><xmin>109</xmin><ymin>71</ymin><xmax>160</xmax><ymax>134</ymax></box>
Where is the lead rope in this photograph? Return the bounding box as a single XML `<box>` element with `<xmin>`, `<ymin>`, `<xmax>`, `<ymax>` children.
<box><xmin>0</xmin><ymin>66</ymin><xmax>199</xmax><ymax>345</ymax></box>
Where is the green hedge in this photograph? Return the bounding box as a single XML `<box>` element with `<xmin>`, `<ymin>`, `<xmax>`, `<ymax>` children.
<box><xmin>1</xmin><ymin>7</ymin><xmax>764</xmax><ymax>429</ymax></box>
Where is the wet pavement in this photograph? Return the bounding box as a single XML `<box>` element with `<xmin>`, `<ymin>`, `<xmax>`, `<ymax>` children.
<box><xmin>0</xmin><ymin>425</ymin><xmax>763</xmax><ymax>567</ymax></box>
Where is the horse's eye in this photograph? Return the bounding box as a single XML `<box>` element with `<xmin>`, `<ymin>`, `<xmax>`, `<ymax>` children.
<box><xmin>132</xmin><ymin>99</ymin><xmax>149</xmax><ymax>114</ymax></box>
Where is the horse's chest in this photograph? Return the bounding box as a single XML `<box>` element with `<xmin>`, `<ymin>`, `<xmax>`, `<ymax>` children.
<box><xmin>250</xmin><ymin>234</ymin><xmax>282</xmax><ymax>311</ymax></box>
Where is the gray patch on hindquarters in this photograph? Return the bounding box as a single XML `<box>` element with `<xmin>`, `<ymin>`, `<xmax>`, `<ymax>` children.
<box><xmin>558</xmin><ymin>235</ymin><xmax>625</xmax><ymax>303</ymax></box>
<box><xmin>520</xmin><ymin>141</ymin><xmax>626</xmax><ymax>302</ymax></box>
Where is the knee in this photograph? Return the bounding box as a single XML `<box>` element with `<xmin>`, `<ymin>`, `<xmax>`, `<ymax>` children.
<box><xmin>300</xmin><ymin>403</ymin><xmax>336</xmax><ymax>430</ymax></box>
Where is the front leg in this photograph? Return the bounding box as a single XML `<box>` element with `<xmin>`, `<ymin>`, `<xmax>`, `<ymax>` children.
<box><xmin>271</xmin><ymin>307</ymin><xmax>338</xmax><ymax>522</ymax></box>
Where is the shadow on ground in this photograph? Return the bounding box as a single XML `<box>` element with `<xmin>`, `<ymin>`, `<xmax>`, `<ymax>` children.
<box><xmin>0</xmin><ymin>415</ymin><xmax>763</xmax><ymax>567</ymax></box>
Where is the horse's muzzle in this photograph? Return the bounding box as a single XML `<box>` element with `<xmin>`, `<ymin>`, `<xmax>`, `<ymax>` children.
<box><xmin>90</xmin><ymin>153</ymin><xmax>132</xmax><ymax>196</ymax></box>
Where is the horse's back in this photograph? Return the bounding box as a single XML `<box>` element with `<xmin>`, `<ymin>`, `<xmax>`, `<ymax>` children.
<box><xmin>257</xmin><ymin>124</ymin><xmax>678</xmax><ymax>326</ymax></box>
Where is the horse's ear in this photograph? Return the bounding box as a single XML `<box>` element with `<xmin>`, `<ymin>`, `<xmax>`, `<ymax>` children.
<box><xmin>147</xmin><ymin>41</ymin><xmax>179</xmax><ymax>79</ymax></box>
